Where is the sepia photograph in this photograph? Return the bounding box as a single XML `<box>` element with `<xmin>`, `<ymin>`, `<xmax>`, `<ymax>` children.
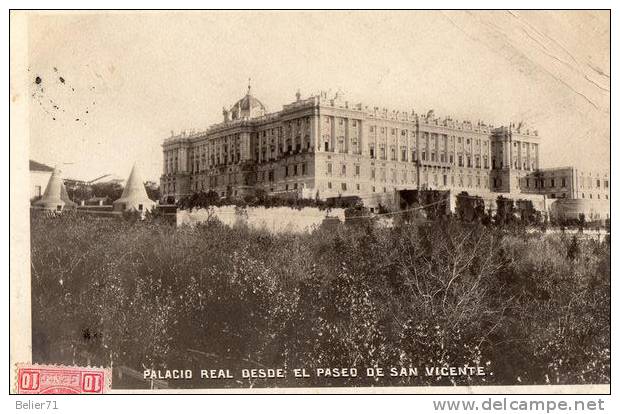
<box><xmin>9</xmin><ymin>9</ymin><xmax>611</xmax><ymax>394</ymax></box>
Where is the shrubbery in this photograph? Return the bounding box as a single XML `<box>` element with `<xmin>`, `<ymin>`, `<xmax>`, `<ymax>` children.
<box><xmin>177</xmin><ymin>190</ymin><xmax>362</xmax><ymax>212</ymax></box>
<box><xmin>30</xmin><ymin>211</ymin><xmax>610</xmax><ymax>388</ymax></box>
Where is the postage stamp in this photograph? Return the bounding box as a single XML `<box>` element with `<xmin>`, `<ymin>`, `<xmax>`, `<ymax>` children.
<box><xmin>15</xmin><ymin>364</ymin><xmax>111</xmax><ymax>394</ymax></box>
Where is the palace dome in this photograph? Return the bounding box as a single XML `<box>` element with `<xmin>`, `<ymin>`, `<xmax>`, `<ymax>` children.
<box><xmin>230</xmin><ymin>83</ymin><xmax>266</xmax><ymax>120</ymax></box>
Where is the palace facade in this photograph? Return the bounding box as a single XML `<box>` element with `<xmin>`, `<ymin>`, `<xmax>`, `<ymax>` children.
<box><xmin>161</xmin><ymin>85</ymin><xmax>609</xmax><ymax>219</ymax></box>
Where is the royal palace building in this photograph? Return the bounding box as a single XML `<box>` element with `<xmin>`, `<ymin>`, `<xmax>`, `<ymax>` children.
<box><xmin>161</xmin><ymin>85</ymin><xmax>609</xmax><ymax>220</ymax></box>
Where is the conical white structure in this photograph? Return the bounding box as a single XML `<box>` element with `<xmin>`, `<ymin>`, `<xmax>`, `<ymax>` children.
<box><xmin>113</xmin><ymin>163</ymin><xmax>156</xmax><ymax>212</ymax></box>
<box><xmin>34</xmin><ymin>168</ymin><xmax>65</xmax><ymax>212</ymax></box>
<box><xmin>60</xmin><ymin>180</ymin><xmax>77</xmax><ymax>209</ymax></box>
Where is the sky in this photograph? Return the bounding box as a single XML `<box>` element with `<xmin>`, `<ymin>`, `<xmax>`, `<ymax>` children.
<box><xmin>20</xmin><ymin>10</ymin><xmax>610</xmax><ymax>182</ymax></box>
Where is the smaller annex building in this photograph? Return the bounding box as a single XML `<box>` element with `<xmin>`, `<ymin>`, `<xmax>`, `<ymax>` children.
<box><xmin>30</xmin><ymin>160</ymin><xmax>54</xmax><ymax>201</ymax></box>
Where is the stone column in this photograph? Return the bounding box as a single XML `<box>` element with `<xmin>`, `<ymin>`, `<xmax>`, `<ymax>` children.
<box><xmin>241</xmin><ymin>132</ymin><xmax>251</xmax><ymax>162</ymax></box>
<box><xmin>526</xmin><ymin>143</ymin><xmax>531</xmax><ymax>171</ymax></box>
<box><xmin>395</xmin><ymin>127</ymin><xmax>400</xmax><ymax>161</ymax></box>
<box><xmin>384</xmin><ymin>126</ymin><xmax>388</xmax><ymax>160</ymax></box>
<box><xmin>311</xmin><ymin>114</ymin><xmax>319</xmax><ymax>151</ymax></box>
<box><xmin>330</xmin><ymin>116</ymin><xmax>336</xmax><ymax>152</ymax></box>
<box><xmin>184</xmin><ymin>147</ymin><xmax>189</xmax><ymax>172</ymax></box>
<box><xmin>344</xmin><ymin>118</ymin><xmax>350</xmax><ymax>153</ymax></box>
<box><xmin>358</xmin><ymin>119</ymin><xmax>364</xmax><ymax>155</ymax></box>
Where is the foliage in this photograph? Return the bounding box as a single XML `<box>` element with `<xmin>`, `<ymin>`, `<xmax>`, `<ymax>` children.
<box><xmin>418</xmin><ymin>190</ymin><xmax>450</xmax><ymax>221</ymax></box>
<box><xmin>144</xmin><ymin>181</ymin><xmax>161</xmax><ymax>202</ymax></box>
<box><xmin>515</xmin><ymin>199</ymin><xmax>542</xmax><ymax>226</ymax></box>
<box><xmin>455</xmin><ymin>192</ymin><xmax>486</xmax><ymax>223</ymax></box>
<box><xmin>495</xmin><ymin>196</ymin><xmax>516</xmax><ymax>227</ymax></box>
<box><xmin>30</xmin><ymin>211</ymin><xmax>610</xmax><ymax>388</ymax></box>
<box><xmin>65</xmin><ymin>184</ymin><xmax>93</xmax><ymax>204</ymax></box>
<box><xmin>91</xmin><ymin>182</ymin><xmax>124</xmax><ymax>201</ymax></box>
<box><xmin>177</xmin><ymin>190</ymin><xmax>362</xmax><ymax>212</ymax></box>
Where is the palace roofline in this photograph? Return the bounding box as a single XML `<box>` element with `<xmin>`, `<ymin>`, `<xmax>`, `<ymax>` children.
<box><xmin>163</xmin><ymin>90</ymin><xmax>539</xmax><ymax>144</ymax></box>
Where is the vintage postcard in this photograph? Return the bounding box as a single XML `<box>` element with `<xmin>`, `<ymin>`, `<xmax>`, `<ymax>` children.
<box><xmin>9</xmin><ymin>10</ymin><xmax>610</xmax><ymax>394</ymax></box>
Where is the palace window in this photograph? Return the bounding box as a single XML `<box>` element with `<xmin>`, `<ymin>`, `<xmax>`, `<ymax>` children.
<box><xmin>338</xmin><ymin>139</ymin><xmax>345</xmax><ymax>153</ymax></box>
